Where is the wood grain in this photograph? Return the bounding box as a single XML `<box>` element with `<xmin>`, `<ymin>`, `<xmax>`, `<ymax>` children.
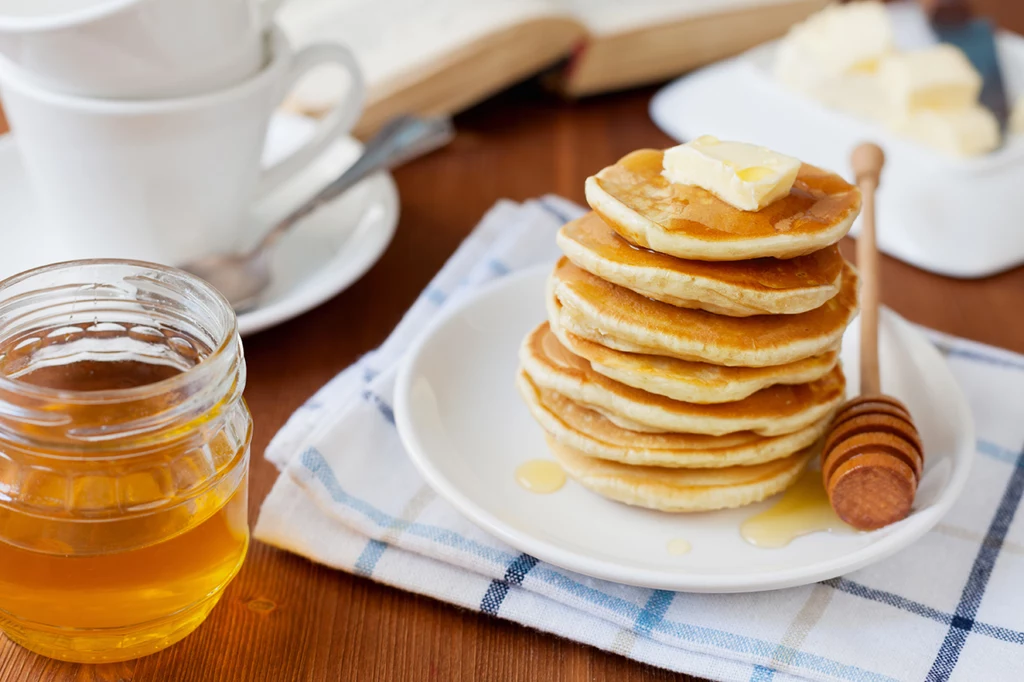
<box><xmin>2</xmin><ymin>2</ymin><xmax>1024</xmax><ymax>679</ymax></box>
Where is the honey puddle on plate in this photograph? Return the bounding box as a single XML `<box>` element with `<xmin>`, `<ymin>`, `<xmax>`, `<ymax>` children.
<box><xmin>515</xmin><ymin>460</ymin><xmax>566</xmax><ymax>494</ymax></box>
<box><xmin>666</xmin><ymin>538</ymin><xmax>692</xmax><ymax>555</ymax></box>
<box><xmin>741</xmin><ymin>468</ymin><xmax>852</xmax><ymax>548</ymax></box>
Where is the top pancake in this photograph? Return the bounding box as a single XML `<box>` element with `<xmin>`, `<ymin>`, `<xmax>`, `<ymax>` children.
<box><xmin>557</xmin><ymin>211</ymin><xmax>845</xmax><ymax>316</ymax></box>
<box><xmin>585</xmin><ymin>149</ymin><xmax>861</xmax><ymax>260</ymax></box>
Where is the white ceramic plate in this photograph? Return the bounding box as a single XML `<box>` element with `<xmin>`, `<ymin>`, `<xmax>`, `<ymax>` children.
<box><xmin>648</xmin><ymin>13</ymin><xmax>1024</xmax><ymax>278</ymax></box>
<box><xmin>394</xmin><ymin>266</ymin><xmax>976</xmax><ymax>593</ymax></box>
<box><xmin>0</xmin><ymin>113</ymin><xmax>399</xmax><ymax>336</ymax></box>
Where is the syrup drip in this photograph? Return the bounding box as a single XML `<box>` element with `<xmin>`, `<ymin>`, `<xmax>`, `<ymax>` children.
<box><xmin>740</xmin><ymin>468</ymin><xmax>851</xmax><ymax>548</ymax></box>
<box><xmin>515</xmin><ymin>460</ymin><xmax>566</xmax><ymax>494</ymax></box>
<box><xmin>666</xmin><ymin>538</ymin><xmax>692</xmax><ymax>555</ymax></box>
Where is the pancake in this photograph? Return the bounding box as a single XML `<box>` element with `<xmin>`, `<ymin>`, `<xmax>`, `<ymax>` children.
<box><xmin>558</xmin><ymin>212</ymin><xmax>845</xmax><ymax>316</ymax></box>
<box><xmin>548</xmin><ymin>312</ymin><xmax>839</xmax><ymax>404</ymax></box>
<box><xmin>585</xmin><ymin>149</ymin><xmax>861</xmax><ymax>260</ymax></box>
<box><xmin>549</xmin><ymin>258</ymin><xmax>858</xmax><ymax>368</ymax></box>
<box><xmin>548</xmin><ymin>437</ymin><xmax>814</xmax><ymax>512</ymax></box>
<box><xmin>520</xmin><ymin>323</ymin><xmax>846</xmax><ymax>437</ymax></box>
<box><xmin>518</xmin><ymin>371</ymin><xmax>830</xmax><ymax>468</ymax></box>
<box><xmin>588</xmin><ymin>406</ymin><xmax>669</xmax><ymax>433</ymax></box>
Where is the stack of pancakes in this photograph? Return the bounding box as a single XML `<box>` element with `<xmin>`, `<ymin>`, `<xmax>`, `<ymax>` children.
<box><xmin>517</xmin><ymin>148</ymin><xmax>862</xmax><ymax>512</ymax></box>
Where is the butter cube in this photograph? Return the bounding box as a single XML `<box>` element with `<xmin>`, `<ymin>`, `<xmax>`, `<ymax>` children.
<box><xmin>879</xmin><ymin>45</ymin><xmax>982</xmax><ymax>113</ymax></box>
<box><xmin>889</xmin><ymin>105</ymin><xmax>999</xmax><ymax>157</ymax></box>
<box><xmin>662</xmin><ymin>136</ymin><xmax>801</xmax><ymax>211</ymax></box>
<box><xmin>1011</xmin><ymin>94</ymin><xmax>1024</xmax><ymax>135</ymax></box>
<box><xmin>774</xmin><ymin>1</ymin><xmax>894</xmax><ymax>92</ymax></box>
<box><xmin>814</xmin><ymin>70</ymin><xmax>892</xmax><ymax>122</ymax></box>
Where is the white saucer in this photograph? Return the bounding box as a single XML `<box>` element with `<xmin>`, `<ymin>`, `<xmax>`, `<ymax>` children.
<box><xmin>394</xmin><ymin>266</ymin><xmax>976</xmax><ymax>593</ymax></box>
<box><xmin>649</xmin><ymin>26</ymin><xmax>1024</xmax><ymax>278</ymax></box>
<box><xmin>0</xmin><ymin>113</ymin><xmax>399</xmax><ymax>336</ymax></box>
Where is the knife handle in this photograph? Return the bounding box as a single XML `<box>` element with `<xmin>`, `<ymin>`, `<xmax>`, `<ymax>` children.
<box><xmin>918</xmin><ymin>0</ymin><xmax>974</xmax><ymax>24</ymax></box>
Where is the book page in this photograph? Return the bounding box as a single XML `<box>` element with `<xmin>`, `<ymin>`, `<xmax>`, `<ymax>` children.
<box><xmin>553</xmin><ymin>0</ymin><xmax>802</xmax><ymax>37</ymax></box>
<box><xmin>279</xmin><ymin>0</ymin><xmax>571</xmax><ymax>108</ymax></box>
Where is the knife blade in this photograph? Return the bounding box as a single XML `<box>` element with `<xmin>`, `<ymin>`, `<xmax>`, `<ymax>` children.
<box><xmin>926</xmin><ymin>0</ymin><xmax>1009</xmax><ymax>130</ymax></box>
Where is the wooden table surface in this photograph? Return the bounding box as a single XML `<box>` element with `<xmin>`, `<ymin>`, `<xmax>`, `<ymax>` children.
<box><xmin>3</xmin><ymin>3</ymin><xmax>1024</xmax><ymax>679</ymax></box>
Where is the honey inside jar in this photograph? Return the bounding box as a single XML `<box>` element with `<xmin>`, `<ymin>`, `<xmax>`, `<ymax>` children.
<box><xmin>0</xmin><ymin>261</ymin><xmax>252</xmax><ymax>663</ymax></box>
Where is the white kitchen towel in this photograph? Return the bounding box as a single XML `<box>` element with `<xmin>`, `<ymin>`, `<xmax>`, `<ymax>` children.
<box><xmin>255</xmin><ymin>197</ymin><xmax>1024</xmax><ymax>682</ymax></box>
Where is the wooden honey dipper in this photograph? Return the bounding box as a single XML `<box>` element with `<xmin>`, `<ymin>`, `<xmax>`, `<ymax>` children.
<box><xmin>821</xmin><ymin>143</ymin><xmax>924</xmax><ymax>531</ymax></box>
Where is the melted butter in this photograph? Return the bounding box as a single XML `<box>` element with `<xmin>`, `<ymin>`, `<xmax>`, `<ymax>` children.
<box><xmin>736</xmin><ymin>166</ymin><xmax>774</xmax><ymax>182</ymax></box>
<box><xmin>596</xmin><ymin>149</ymin><xmax>860</xmax><ymax>241</ymax></box>
<box><xmin>515</xmin><ymin>460</ymin><xmax>566</xmax><ymax>494</ymax></box>
<box><xmin>740</xmin><ymin>468</ymin><xmax>851</xmax><ymax>548</ymax></box>
<box><xmin>666</xmin><ymin>538</ymin><xmax>692</xmax><ymax>555</ymax></box>
<box><xmin>848</xmin><ymin>57</ymin><xmax>880</xmax><ymax>74</ymax></box>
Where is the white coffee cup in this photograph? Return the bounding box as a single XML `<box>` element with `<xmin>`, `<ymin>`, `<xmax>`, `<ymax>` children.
<box><xmin>0</xmin><ymin>25</ymin><xmax>364</xmax><ymax>265</ymax></box>
<box><xmin>0</xmin><ymin>0</ymin><xmax>286</xmax><ymax>98</ymax></box>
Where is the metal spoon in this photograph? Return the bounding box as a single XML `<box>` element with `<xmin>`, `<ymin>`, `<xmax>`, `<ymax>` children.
<box><xmin>184</xmin><ymin>115</ymin><xmax>456</xmax><ymax>312</ymax></box>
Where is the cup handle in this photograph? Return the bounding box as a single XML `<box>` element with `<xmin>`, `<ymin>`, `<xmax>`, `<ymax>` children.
<box><xmin>257</xmin><ymin>42</ymin><xmax>365</xmax><ymax>197</ymax></box>
<box><xmin>257</xmin><ymin>0</ymin><xmax>289</xmax><ymax>26</ymax></box>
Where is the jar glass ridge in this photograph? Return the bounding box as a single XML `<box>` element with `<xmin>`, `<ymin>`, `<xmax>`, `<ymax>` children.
<box><xmin>0</xmin><ymin>259</ymin><xmax>252</xmax><ymax>663</ymax></box>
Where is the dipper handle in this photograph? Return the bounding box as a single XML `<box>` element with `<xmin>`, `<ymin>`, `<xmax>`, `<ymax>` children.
<box><xmin>852</xmin><ymin>143</ymin><xmax>884</xmax><ymax>396</ymax></box>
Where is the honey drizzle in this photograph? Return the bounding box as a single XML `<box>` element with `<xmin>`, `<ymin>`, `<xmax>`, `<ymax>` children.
<box><xmin>740</xmin><ymin>468</ymin><xmax>851</xmax><ymax>548</ymax></box>
<box><xmin>666</xmin><ymin>538</ymin><xmax>692</xmax><ymax>555</ymax></box>
<box><xmin>515</xmin><ymin>460</ymin><xmax>566</xmax><ymax>494</ymax></box>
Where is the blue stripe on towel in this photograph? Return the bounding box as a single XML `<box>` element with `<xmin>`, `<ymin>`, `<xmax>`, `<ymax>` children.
<box><xmin>824</xmin><ymin>578</ymin><xmax>952</xmax><ymax>624</ymax></box>
<box><xmin>932</xmin><ymin>340</ymin><xmax>1024</xmax><ymax>372</ymax></box>
<box><xmin>301</xmin><ymin>448</ymin><xmax>517</xmax><ymax>567</ymax></box>
<box><xmin>480</xmin><ymin>553</ymin><xmax>540</xmax><ymax>615</ymax></box>
<box><xmin>355</xmin><ymin>539</ymin><xmax>388</xmax><ymax>576</ymax></box>
<box><xmin>979</xmin><ymin>440</ymin><xmax>1022</xmax><ymax>465</ymax></box>
<box><xmin>823</xmin><ymin>577</ymin><xmax>1024</xmax><ymax>645</ymax></box>
<box><xmin>634</xmin><ymin>590</ymin><xmax>674</xmax><ymax>636</ymax></box>
<box><xmin>972</xmin><ymin>622</ymin><xmax>1024</xmax><ymax>646</ymax></box>
<box><xmin>926</xmin><ymin>445</ymin><xmax>1024</xmax><ymax>681</ymax></box>
<box><xmin>651</xmin><ymin>619</ymin><xmax>896</xmax><ymax>682</ymax></box>
<box><xmin>425</xmin><ymin>287</ymin><xmax>448</xmax><ymax>306</ymax></box>
<box><xmin>536</xmin><ymin>197</ymin><xmax>580</xmax><ymax>224</ymax></box>
<box><xmin>487</xmin><ymin>259</ymin><xmax>510</xmax><ymax>277</ymax></box>
<box><xmin>362</xmin><ymin>390</ymin><xmax>395</xmax><ymax>425</ymax></box>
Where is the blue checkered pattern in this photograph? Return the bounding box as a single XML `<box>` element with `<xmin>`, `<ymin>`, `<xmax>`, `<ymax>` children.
<box><xmin>255</xmin><ymin>197</ymin><xmax>1024</xmax><ymax>681</ymax></box>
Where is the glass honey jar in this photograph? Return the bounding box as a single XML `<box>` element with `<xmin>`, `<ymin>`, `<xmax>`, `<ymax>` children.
<box><xmin>0</xmin><ymin>260</ymin><xmax>252</xmax><ymax>663</ymax></box>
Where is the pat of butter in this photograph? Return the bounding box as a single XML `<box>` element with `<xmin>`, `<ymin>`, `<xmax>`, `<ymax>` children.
<box><xmin>662</xmin><ymin>136</ymin><xmax>801</xmax><ymax>211</ymax></box>
<box><xmin>814</xmin><ymin>71</ymin><xmax>892</xmax><ymax>122</ymax></box>
<box><xmin>1011</xmin><ymin>94</ymin><xmax>1024</xmax><ymax>135</ymax></box>
<box><xmin>879</xmin><ymin>45</ymin><xmax>982</xmax><ymax>113</ymax></box>
<box><xmin>889</xmin><ymin>105</ymin><xmax>999</xmax><ymax>157</ymax></box>
<box><xmin>774</xmin><ymin>1</ymin><xmax>893</xmax><ymax>92</ymax></box>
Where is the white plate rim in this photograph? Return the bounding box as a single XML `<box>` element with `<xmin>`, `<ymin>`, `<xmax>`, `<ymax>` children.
<box><xmin>394</xmin><ymin>265</ymin><xmax>977</xmax><ymax>592</ymax></box>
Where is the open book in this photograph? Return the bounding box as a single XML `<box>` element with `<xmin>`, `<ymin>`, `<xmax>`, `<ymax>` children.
<box><xmin>279</xmin><ymin>0</ymin><xmax>828</xmax><ymax>136</ymax></box>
